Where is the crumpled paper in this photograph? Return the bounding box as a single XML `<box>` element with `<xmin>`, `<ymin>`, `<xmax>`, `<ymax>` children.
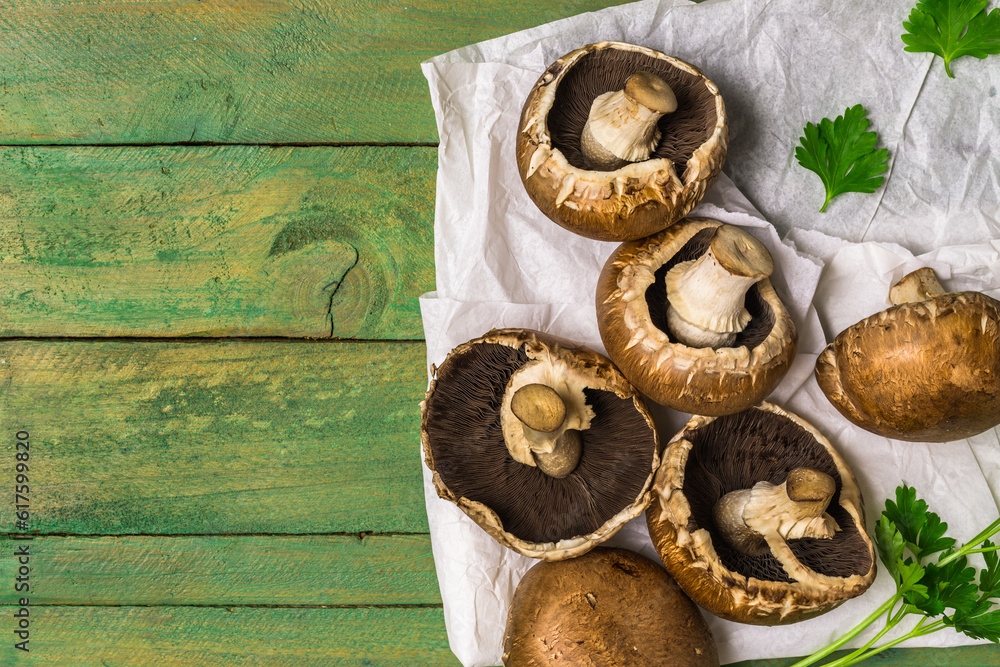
<box><xmin>418</xmin><ymin>0</ymin><xmax>1000</xmax><ymax>664</ymax></box>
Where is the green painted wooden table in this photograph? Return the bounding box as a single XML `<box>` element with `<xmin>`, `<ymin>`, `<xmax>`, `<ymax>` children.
<box><xmin>0</xmin><ymin>1</ymin><xmax>995</xmax><ymax>665</ymax></box>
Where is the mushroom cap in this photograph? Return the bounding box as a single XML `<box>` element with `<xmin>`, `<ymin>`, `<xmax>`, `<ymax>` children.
<box><xmin>516</xmin><ymin>41</ymin><xmax>728</xmax><ymax>242</ymax></box>
<box><xmin>646</xmin><ymin>403</ymin><xmax>877</xmax><ymax>625</ymax></box>
<box><xmin>816</xmin><ymin>290</ymin><xmax>1000</xmax><ymax>442</ymax></box>
<box><xmin>502</xmin><ymin>547</ymin><xmax>719</xmax><ymax>666</ymax></box>
<box><xmin>625</xmin><ymin>71</ymin><xmax>678</xmax><ymax>114</ymax></box>
<box><xmin>421</xmin><ymin>328</ymin><xmax>660</xmax><ymax>560</ymax></box>
<box><xmin>596</xmin><ymin>218</ymin><xmax>797</xmax><ymax>415</ymax></box>
<box><xmin>511</xmin><ymin>383</ymin><xmax>567</xmax><ymax>433</ymax></box>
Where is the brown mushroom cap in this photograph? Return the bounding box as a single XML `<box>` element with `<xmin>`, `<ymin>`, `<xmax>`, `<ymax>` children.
<box><xmin>596</xmin><ymin>217</ymin><xmax>797</xmax><ymax>415</ymax></box>
<box><xmin>502</xmin><ymin>547</ymin><xmax>719</xmax><ymax>666</ymax></box>
<box><xmin>646</xmin><ymin>403</ymin><xmax>876</xmax><ymax>625</ymax></box>
<box><xmin>816</xmin><ymin>271</ymin><xmax>1000</xmax><ymax>442</ymax></box>
<box><xmin>516</xmin><ymin>41</ymin><xmax>728</xmax><ymax>242</ymax></box>
<box><xmin>421</xmin><ymin>328</ymin><xmax>660</xmax><ymax>560</ymax></box>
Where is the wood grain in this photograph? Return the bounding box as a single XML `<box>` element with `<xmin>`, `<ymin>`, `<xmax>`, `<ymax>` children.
<box><xmin>0</xmin><ymin>603</ymin><xmax>992</xmax><ymax>665</ymax></box>
<box><xmin>0</xmin><ymin>339</ymin><xmax>429</xmax><ymax>534</ymax></box>
<box><xmin>0</xmin><ymin>0</ymin><xmax>634</xmax><ymax>145</ymax></box>
<box><xmin>0</xmin><ymin>145</ymin><xmax>434</xmax><ymax>339</ymax></box>
<box><xmin>0</xmin><ymin>606</ymin><xmax>460</xmax><ymax>666</ymax></box>
<box><xmin>733</xmin><ymin>645</ymin><xmax>1000</xmax><ymax>667</ymax></box>
<box><xmin>0</xmin><ymin>534</ymin><xmax>439</xmax><ymax>606</ymax></box>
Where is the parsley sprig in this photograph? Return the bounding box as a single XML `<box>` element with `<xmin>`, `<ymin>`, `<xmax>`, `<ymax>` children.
<box><xmin>795</xmin><ymin>105</ymin><xmax>889</xmax><ymax>213</ymax></box>
<box><xmin>792</xmin><ymin>485</ymin><xmax>1000</xmax><ymax>667</ymax></box>
<box><xmin>902</xmin><ymin>0</ymin><xmax>1000</xmax><ymax>78</ymax></box>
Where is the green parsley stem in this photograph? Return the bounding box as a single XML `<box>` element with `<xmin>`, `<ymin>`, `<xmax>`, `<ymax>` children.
<box><xmin>826</xmin><ymin>612</ymin><xmax>904</xmax><ymax>666</ymax></box>
<box><xmin>830</xmin><ymin>603</ymin><xmax>926</xmax><ymax>667</ymax></box>
<box><xmin>818</xmin><ymin>616</ymin><xmax>947</xmax><ymax>667</ymax></box>
<box><xmin>920</xmin><ymin>619</ymin><xmax>947</xmax><ymax>634</ymax></box>
<box><xmin>961</xmin><ymin>516</ymin><xmax>1000</xmax><ymax>549</ymax></box>
<box><xmin>960</xmin><ymin>546</ymin><xmax>1000</xmax><ymax>558</ymax></box>
<box><xmin>787</xmin><ymin>596</ymin><xmax>900</xmax><ymax>667</ymax></box>
<box><xmin>887</xmin><ymin>602</ymin><xmax>913</xmax><ymax>625</ymax></box>
<box><xmin>939</xmin><ymin>517</ymin><xmax>1000</xmax><ymax>567</ymax></box>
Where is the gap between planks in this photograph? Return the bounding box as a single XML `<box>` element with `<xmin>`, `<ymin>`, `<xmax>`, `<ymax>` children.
<box><xmin>2</xmin><ymin>532</ymin><xmax>429</xmax><ymax>538</ymax></box>
<box><xmin>0</xmin><ymin>336</ymin><xmax>425</xmax><ymax>344</ymax></box>
<box><xmin>0</xmin><ymin>142</ymin><xmax>438</xmax><ymax>149</ymax></box>
<box><xmin>0</xmin><ymin>603</ymin><xmax>443</xmax><ymax>609</ymax></box>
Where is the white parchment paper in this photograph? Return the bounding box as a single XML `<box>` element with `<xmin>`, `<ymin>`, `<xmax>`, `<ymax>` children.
<box><xmin>418</xmin><ymin>0</ymin><xmax>1000</xmax><ymax>663</ymax></box>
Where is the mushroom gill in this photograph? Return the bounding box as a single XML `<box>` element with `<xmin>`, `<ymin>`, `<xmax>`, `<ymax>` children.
<box><xmin>681</xmin><ymin>409</ymin><xmax>872</xmax><ymax>582</ymax></box>
<box><xmin>423</xmin><ymin>338</ymin><xmax>657</xmax><ymax>546</ymax></box>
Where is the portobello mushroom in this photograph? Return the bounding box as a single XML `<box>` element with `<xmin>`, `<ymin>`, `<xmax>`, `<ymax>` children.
<box><xmin>646</xmin><ymin>403</ymin><xmax>876</xmax><ymax>625</ymax></box>
<box><xmin>516</xmin><ymin>41</ymin><xmax>727</xmax><ymax>241</ymax></box>
<box><xmin>503</xmin><ymin>547</ymin><xmax>719</xmax><ymax>666</ymax></box>
<box><xmin>597</xmin><ymin>218</ymin><xmax>796</xmax><ymax>415</ymax></box>
<box><xmin>421</xmin><ymin>328</ymin><xmax>660</xmax><ymax>560</ymax></box>
<box><xmin>816</xmin><ymin>267</ymin><xmax>1000</xmax><ymax>442</ymax></box>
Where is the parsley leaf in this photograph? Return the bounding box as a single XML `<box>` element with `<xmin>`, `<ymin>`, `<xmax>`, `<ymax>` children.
<box><xmin>916</xmin><ymin>556</ymin><xmax>979</xmax><ymax>616</ymax></box>
<box><xmin>795</xmin><ymin>104</ymin><xmax>889</xmax><ymax>213</ymax></box>
<box><xmin>902</xmin><ymin>0</ymin><xmax>1000</xmax><ymax>78</ymax></box>
<box><xmin>876</xmin><ymin>516</ymin><xmax>933</xmax><ymax>600</ymax></box>
<box><xmin>898</xmin><ymin>560</ymin><xmax>930</xmax><ymax>601</ymax></box>
<box><xmin>876</xmin><ymin>515</ymin><xmax>905</xmax><ymax>583</ymax></box>
<box><xmin>980</xmin><ymin>540</ymin><xmax>1000</xmax><ymax>597</ymax></box>
<box><xmin>916</xmin><ymin>508</ymin><xmax>957</xmax><ymax>557</ymax></box>
<box><xmin>883</xmin><ymin>484</ymin><xmax>957</xmax><ymax>561</ymax></box>
<box><xmin>950</xmin><ymin>598</ymin><xmax>1000</xmax><ymax>641</ymax></box>
<box><xmin>884</xmin><ymin>485</ymin><xmax>928</xmax><ymax>554</ymax></box>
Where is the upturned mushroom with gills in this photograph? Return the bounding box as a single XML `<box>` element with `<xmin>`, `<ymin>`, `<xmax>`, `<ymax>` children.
<box><xmin>421</xmin><ymin>329</ymin><xmax>660</xmax><ymax>560</ymax></box>
<box><xmin>516</xmin><ymin>41</ymin><xmax>728</xmax><ymax>241</ymax></box>
<box><xmin>580</xmin><ymin>71</ymin><xmax>678</xmax><ymax>171</ymax></box>
<box><xmin>646</xmin><ymin>403</ymin><xmax>876</xmax><ymax>625</ymax></box>
<box><xmin>597</xmin><ymin>218</ymin><xmax>796</xmax><ymax>415</ymax></box>
<box><xmin>816</xmin><ymin>267</ymin><xmax>1000</xmax><ymax>442</ymax></box>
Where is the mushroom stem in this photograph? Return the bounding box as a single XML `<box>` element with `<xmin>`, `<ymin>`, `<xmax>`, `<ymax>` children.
<box><xmin>510</xmin><ymin>383</ymin><xmax>583</xmax><ymax>479</ymax></box>
<box><xmin>580</xmin><ymin>71</ymin><xmax>677</xmax><ymax>171</ymax></box>
<box><xmin>666</xmin><ymin>225</ymin><xmax>774</xmax><ymax>348</ymax></box>
<box><xmin>533</xmin><ymin>431</ymin><xmax>582</xmax><ymax>479</ymax></box>
<box><xmin>889</xmin><ymin>267</ymin><xmax>947</xmax><ymax>305</ymax></box>
<box><xmin>713</xmin><ymin>467</ymin><xmax>840</xmax><ymax>556</ymax></box>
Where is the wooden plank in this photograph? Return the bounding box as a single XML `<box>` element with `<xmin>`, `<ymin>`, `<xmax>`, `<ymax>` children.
<box><xmin>0</xmin><ymin>534</ymin><xmax>440</xmax><ymax>606</ymax></box>
<box><xmin>0</xmin><ymin>145</ymin><xmax>434</xmax><ymax>339</ymax></box>
<box><xmin>733</xmin><ymin>645</ymin><xmax>1000</xmax><ymax>667</ymax></box>
<box><xmin>0</xmin><ymin>537</ymin><xmax>994</xmax><ymax>666</ymax></box>
<box><xmin>0</xmin><ymin>0</ymin><xmax>634</xmax><ymax>145</ymax></box>
<box><xmin>0</xmin><ymin>603</ymin><xmax>992</xmax><ymax>666</ymax></box>
<box><xmin>0</xmin><ymin>339</ymin><xmax>430</xmax><ymax>534</ymax></box>
<box><xmin>0</xmin><ymin>606</ymin><xmax>460</xmax><ymax>666</ymax></box>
